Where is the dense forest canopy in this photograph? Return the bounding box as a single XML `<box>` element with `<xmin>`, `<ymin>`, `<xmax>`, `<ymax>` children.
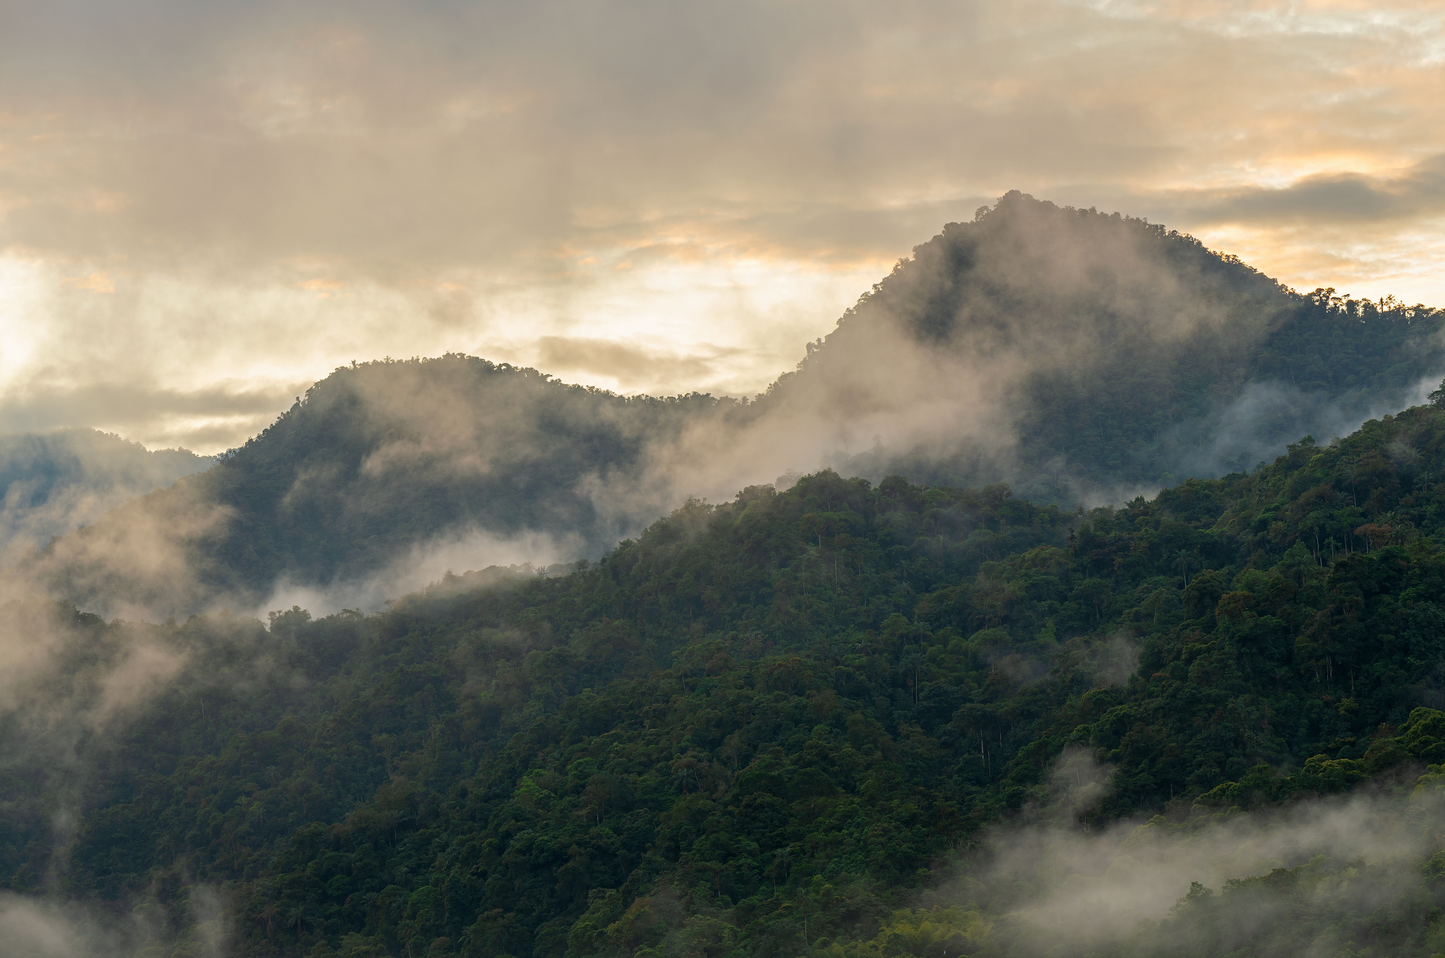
<box><xmin>7</xmin><ymin>193</ymin><xmax>1442</xmax><ymax>619</ymax></box>
<box><xmin>8</xmin><ymin>395</ymin><xmax>1445</xmax><ymax>956</ymax></box>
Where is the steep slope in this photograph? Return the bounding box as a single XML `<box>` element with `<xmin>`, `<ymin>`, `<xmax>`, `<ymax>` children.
<box><xmin>0</xmin><ymin>429</ymin><xmax>210</xmax><ymax>564</ymax></box>
<box><xmin>12</xmin><ymin>194</ymin><xmax>1444</xmax><ymax>617</ymax></box>
<box><xmin>7</xmin><ymin>398</ymin><xmax>1445</xmax><ymax>956</ymax></box>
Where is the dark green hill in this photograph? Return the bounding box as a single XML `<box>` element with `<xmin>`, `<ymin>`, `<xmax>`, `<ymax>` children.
<box><xmin>9</xmin><ymin>398</ymin><xmax>1445</xmax><ymax>956</ymax></box>
<box><xmin>13</xmin><ymin>193</ymin><xmax>1445</xmax><ymax>617</ymax></box>
<box><xmin>0</xmin><ymin>429</ymin><xmax>209</xmax><ymax>564</ymax></box>
<box><xmin>11</xmin><ymin>358</ymin><xmax>736</xmax><ymax>613</ymax></box>
<box><xmin>195</xmin><ymin>357</ymin><xmax>739</xmax><ymax>589</ymax></box>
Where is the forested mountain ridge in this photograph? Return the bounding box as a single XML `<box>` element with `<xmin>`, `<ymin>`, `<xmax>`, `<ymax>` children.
<box><xmin>795</xmin><ymin>191</ymin><xmax>1445</xmax><ymax>497</ymax></box>
<box><xmin>9</xmin><ymin>397</ymin><xmax>1445</xmax><ymax>956</ymax></box>
<box><xmin>11</xmin><ymin>192</ymin><xmax>1445</xmax><ymax>618</ymax></box>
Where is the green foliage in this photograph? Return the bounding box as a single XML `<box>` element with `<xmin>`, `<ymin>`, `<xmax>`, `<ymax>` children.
<box><xmin>818</xmin><ymin>905</ymin><xmax>990</xmax><ymax>957</ymax></box>
<box><xmin>13</xmin><ymin>403</ymin><xmax>1445</xmax><ymax>955</ymax></box>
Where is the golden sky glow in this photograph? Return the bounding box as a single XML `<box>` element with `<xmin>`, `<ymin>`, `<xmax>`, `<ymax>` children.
<box><xmin>2</xmin><ymin>0</ymin><xmax>1444</xmax><ymax>452</ymax></box>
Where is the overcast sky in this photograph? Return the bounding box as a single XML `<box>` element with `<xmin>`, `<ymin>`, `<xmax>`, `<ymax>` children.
<box><xmin>2</xmin><ymin>0</ymin><xmax>1443</xmax><ymax>452</ymax></box>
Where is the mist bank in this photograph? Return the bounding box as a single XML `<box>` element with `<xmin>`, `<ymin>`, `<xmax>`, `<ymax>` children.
<box><xmin>898</xmin><ymin>776</ymin><xmax>1445</xmax><ymax>958</ymax></box>
<box><xmin>8</xmin><ymin>192</ymin><xmax>1444</xmax><ymax>619</ymax></box>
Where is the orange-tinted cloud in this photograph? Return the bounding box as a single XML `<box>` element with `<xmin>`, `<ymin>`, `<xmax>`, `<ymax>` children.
<box><xmin>2</xmin><ymin>0</ymin><xmax>1444</xmax><ymax>449</ymax></box>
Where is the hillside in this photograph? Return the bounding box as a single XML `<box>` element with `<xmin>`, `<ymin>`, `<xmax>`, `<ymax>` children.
<box><xmin>0</xmin><ymin>429</ymin><xmax>210</xmax><ymax>565</ymax></box>
<box><xmin>9</xmin><ymin>360</ymin><xmax>736</xmax><ymax>614</ymax></box>
<box><xmin>11</xmin><ymin>193</ymin><xmax>1445</xmax><ymax>618</ymax></box>
<box><xmin>8</xmin><ymin>397</ymin><xmax>1445</xmax><ymax>956</ymax></box>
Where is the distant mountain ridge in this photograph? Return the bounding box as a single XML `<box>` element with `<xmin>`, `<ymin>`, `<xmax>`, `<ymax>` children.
<box><xmin>0</xmin><ymin>429</ymin><xmax>210</xmax><ymax>566</ymax></box>
<box><xmin>9</xmin><ymin>192</ymin><xmax>1444</xmax><ymax>615</ymax></box>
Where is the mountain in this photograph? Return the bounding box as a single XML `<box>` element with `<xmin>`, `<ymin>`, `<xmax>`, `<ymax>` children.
<box><xmin>0</xmin><ymin>429</ymin><xmax>211</xmax><ymax>565</ymax></box>
<box><xmin>6</xmin><ymin>397</ymin><xmax>1445</xmax><ymax>956</ymax></box>
<box><xmin>10</xmin><ymin>193</ymin><xmax>1444</xmax><ymax>618</ymax></box>
<box><xmin>779</xmin><ymin>191</ymin><xmax>1443</xmax><ymax>498</ymax></box>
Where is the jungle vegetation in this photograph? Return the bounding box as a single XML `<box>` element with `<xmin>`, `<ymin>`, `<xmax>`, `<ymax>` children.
<box><xmin>9</xmin><ymin>397</ymin><xmax>1445</xmax><ymax>956</ymax></box>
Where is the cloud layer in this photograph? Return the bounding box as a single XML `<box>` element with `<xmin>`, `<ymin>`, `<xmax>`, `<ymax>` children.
<box><xmin>3</xmin><ymin>0</ymin><xmax>1445</xmax><ymax>450</ymax></box>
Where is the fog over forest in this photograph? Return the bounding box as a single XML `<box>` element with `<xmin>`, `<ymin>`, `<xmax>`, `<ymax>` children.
<box><xmin>2</xmin><ymin>194</ymin><xmax>1445</xmax><ymax>958</ymax></box>
<box><xmin>7</xmin><ymin>0</ymin><xmax>1445</xmax><ymax>949</ymax></box>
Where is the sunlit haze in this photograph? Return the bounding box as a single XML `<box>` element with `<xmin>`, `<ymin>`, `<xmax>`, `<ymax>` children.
<box><xmin>3</xmin><ymin>0</ymin><xmax>1444</xmax><ymax>452</ymax></box>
